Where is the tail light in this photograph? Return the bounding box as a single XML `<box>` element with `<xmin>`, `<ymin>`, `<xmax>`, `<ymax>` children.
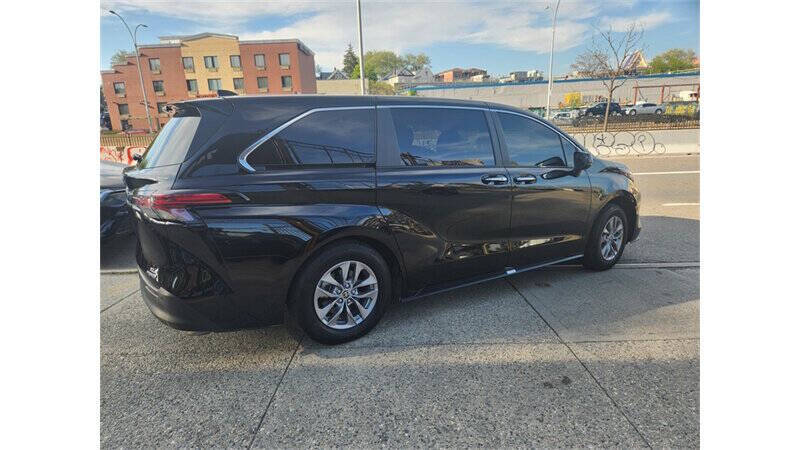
<box><xmin>133</xmin><ymin>192</ymin><xmax>232</xmax><ymax>223</ymax></box>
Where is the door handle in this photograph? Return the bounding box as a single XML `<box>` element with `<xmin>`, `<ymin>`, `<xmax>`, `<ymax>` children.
<box><xmin>513</xmin><ymin>174</ymin><xmax>537</xmax><ymax>184</ymax></box>
<box><xmin>481</xmin><ymin>174</ymin><xmax>509</xmax><ymax>185</ymax></box>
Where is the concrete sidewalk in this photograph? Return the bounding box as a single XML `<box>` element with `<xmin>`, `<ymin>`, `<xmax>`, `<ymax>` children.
<box><xmin>100</xmin><ymin>265</ymin><xmax>699</xmax><ymax>448</ymax></box>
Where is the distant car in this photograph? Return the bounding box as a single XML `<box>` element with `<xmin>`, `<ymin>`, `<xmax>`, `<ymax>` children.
<box><xmin>550</xmin><ymin>112</ymin><xmax>575</xmax><ymax>125</ymax></box>
<box><xmin>100</xmin><ymin>160</ymin><xmax>132</xmax><ymax>242</ymax></box>
<box><xmin>624</xmin><ymin>102</ymin><xmax>663</xmax><ymax>116</ymax></box>
<box><xmin>583</xmin><ymin>102</ymin><xmax>623</xmax><ymax>117</ymax></box>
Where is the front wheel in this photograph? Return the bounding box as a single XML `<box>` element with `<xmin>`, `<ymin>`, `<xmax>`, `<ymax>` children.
<box><xmin>290</xmin><ymin>242</ymin><xmax>390</xmax><ymax>344</ymax></box>
<box><xmin>583</xmin><ymin>205</ymin><xmax>628</xmax><ymax>270</ymax></box>
<box><xmin>655</xmin><ymin>109</ymin><xmax>663</xmax><ymax>114</ymax></box>
<box><xmin>628</xmin><ymin>109</ymin><xmax>636</xmax><ymax>116</ymax></box>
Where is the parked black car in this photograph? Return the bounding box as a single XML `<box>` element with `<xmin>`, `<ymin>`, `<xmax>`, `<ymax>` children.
<box><xmin>101</xmin><ymin>160</ymin><xmax>132</xmax><ymax>241</ymax></box>
<box><xmin>125</xmin><ymin>96</ymin><xmax>641</xmax><ymax>344</ymax></box>
<box><xmin>583</xmin><ymin>102</ymin><xmax>623</xmax><ymax>116</ymax></box>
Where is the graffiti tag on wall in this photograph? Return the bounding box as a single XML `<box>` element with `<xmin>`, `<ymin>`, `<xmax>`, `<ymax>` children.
<box><xmin>100</xmin><ymin>146</ymin><xmax>146</xmax><ymax>165</ymax></box>
<box><xmin>572</xmin><ymin>131</ymin><xmax>666</xmax><ymax>156</ymax></box>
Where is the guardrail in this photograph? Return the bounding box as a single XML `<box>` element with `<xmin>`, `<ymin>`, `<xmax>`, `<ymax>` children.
<box><xmin>100</xmin><ymin>133</ymin><xmax>157</xmax><ymax>148</ymax></box>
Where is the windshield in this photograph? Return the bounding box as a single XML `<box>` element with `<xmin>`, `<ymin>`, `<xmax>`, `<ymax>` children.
<box><xmin>137</xmin><ymin>117</ymin><xmax>201</xmax><ymax>168</ymax></box>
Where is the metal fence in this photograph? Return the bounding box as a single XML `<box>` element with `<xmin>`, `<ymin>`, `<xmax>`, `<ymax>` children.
<box><xmin>100</xmin><ymin>133</ymin><xmax>157</xmax><ymax>148</ymax></box>
<box><xmin>561</xmin><ymin>114</ymin><xmax>699</xmax><ymax>133</ymax></box>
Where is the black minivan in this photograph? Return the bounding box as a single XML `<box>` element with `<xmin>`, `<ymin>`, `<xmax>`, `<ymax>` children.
<box><xmin>125</xmin><ymin>95</ymin><xmax>641</xmax><ymax>344</ymax></box>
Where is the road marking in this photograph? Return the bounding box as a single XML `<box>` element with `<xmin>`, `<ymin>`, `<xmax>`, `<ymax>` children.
<box><xmin>632</xmin><ymin>170</ymin><xmax>700</xmax><ymax>175</ymax></box>
<box><xmin>662</xmin><ymin>202</ymin><xmax>700</xmax><ymax>206</ymax></box>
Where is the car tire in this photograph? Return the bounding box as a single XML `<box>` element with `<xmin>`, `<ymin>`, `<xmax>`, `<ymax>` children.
<box><xmin>583</xmin><ymin>204</ymin><xmax>629</xmax><ymax>271</ymax></box>
<box><xmin>290</xmin><ymin>241</ymin><xmax>390</xmax><ymax>344</ymax></box>
<box><xmin>655</xmin><ymin>109</ymin><xmax>663</xmax><ymax>114</ymax></box>
<box><xmin>628</xmin><ymin>109</ymin><xmax>636</xmax><ymax>115</ymax></box>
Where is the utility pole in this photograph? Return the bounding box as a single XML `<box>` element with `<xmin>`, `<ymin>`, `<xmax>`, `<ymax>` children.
<box><xmin>109</xmin><ymin>10</ymin><xmax>154</xmax><ymax>132</ymax></box>
<box><xmin>545</xmin><ymin>0</ymin><xmax>561</xmax><ymax>120</ymax></box>
<box><xmin>356</xmin><ymin>0</ymin><xmax>366</xmax><ymax>95</ymax></box>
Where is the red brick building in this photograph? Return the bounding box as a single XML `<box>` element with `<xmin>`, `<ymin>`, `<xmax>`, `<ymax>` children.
<box><xmin>101</xmin><ymin>33</ymin><xmax>317</xmax><ymax>131</ymax></box>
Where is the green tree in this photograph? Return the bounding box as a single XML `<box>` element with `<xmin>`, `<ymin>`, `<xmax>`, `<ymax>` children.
<box><xmin>350</xmin><ymin>62</ymin><xmax>378</xmax><ymax>81</ymax></box>
<box><xmin>343</xmin><ymin>44</ymin><xmax>359</xmax><ymax>77</ymax></box>
<box><xmin>111</xmin><ymin>49</ymin><xmax>133</xmax><ymax>66</ymax></box>
<box><xmin>647</xmin><ymin>49</ymin><xmax>697</xmax><ymax>74</ymax></box>
<box><xmin>402</xmin><ymin>53</ymin><xmax>431</xmax><ymax>72</ymax></box>
<box><xmin>369</xmin><ymin>81</ymin><xmax>395</xmax><ymax>95</ymax></box>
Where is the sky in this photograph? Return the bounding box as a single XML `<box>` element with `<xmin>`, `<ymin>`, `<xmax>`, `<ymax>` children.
<box><xmin>99</xmin><ymin>0</ymin><xmax>699</xmax><ymax>77</ymax></box>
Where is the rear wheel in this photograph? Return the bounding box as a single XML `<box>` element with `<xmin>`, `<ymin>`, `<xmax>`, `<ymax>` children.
<box><xmin>583</xmin><ymin>204</ymin><xmax>628</xmax><ymax>270</ymax></box>
<box><xmin>628</xmin><ymin>109</ymin><xmax>636</xmax><ymax>115</ymax></box>
<box><xmin>290</xmin><ymin>242</ymin><xmax>390</xmax><ymax>344</ymax></box>
<box><xmin>655</xmin><ymin>109</ymin><xmax>663</xmax><ymax>114</ymax></box>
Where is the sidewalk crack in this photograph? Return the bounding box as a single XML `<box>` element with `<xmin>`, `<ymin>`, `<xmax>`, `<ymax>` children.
<box><xmin>507</xmin><ymin>278</ymin><xmax>653</xmax><ymax>448</ymax></box>
<box><xmin>247</xmin><ymin>337</ymin><xmax>302</xmax><ymax>449</ymax></box>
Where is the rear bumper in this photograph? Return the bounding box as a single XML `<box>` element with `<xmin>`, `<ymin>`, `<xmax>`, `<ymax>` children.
<box><xmin>138</xmin><ymin>267</ymin><xmax>223</xmax><ymax>332</ymax></box>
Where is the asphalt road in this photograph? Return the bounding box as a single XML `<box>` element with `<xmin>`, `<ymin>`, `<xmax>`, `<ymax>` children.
<box><xmin>100</xmin><ymin>155</ymin><xmax>700</xmax><ymax>448</ymax></box>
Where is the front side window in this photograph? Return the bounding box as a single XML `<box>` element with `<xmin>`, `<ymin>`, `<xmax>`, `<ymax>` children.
<box><xmin>149</xmin><ymin>58</ymin><xmax>161</xmax><ymax>72</ymax></box>
<box><xmin>279</xmin><ymin>53</ymin><xmax>290</xmax><ymax>67</ymax></box>
<box><xmin>254</xmin><ymin>54</ymin><xmax>266</xmax><ymax>68</ymax></box>
<box><xmin>388</xmin><ymin>107</ymin><xmax>494</xmax><ymax>167</ymax></box>
<box><xmin>230</xmin><ymin>55</ymin><xmax>241</xmax><ymax>68</ymax></box>
<box><xmin>204</xmin><ymin>56</ymin><xmax>219</xmax><ymax>69</ymax></box>
<box><xmin>207</xmin><ymin>78</ymin><xmax>222</xmax><ymax>91</ymax></box>
<box><xmin>118</xmin><ymin>103</ymin><xmax>129</xmax><ymax>115</ymax></box>
<box><xmin>257</xmin><ymin>77</ymin><xmax>268</xmax><ymax>90</ymax></box>
<box><xmin>497</xmin><ymin>112</ymin><xmax>567</xmax><ymax>167</ymax></box>
<box><xmin>113</xmin><ymin>82</ymin><xmax>125</xmax><ymax>95</ymax></box>
<box><xmin>182</xmin><ymin>57</ymin><xmax>194</xmax><ymax>70</ymax></box>
<box><xmin>246</xmin><ymin>109</ymin><xmax>375</xmax><ymax>168</ymax></box>
<box><xmin>233</xmin><ymin>78</ymin><xmax>244</xmax><ymax>90</ymax></box>
<box><xmin>152</xmin><ymin>80</ymin><xmax>164</xmax><ymax>93</ymax></box>
<box><xmin>281</xmin><ymin>76</ymin><xmax>292</xmax><ymax>90</ymax></box>
<box><xmin>186</xmin><ymin>79</ymin><xmax>198</xmax><ymax>92</ymax></box>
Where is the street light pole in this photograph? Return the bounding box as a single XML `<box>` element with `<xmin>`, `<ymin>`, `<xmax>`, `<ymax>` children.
<box><xmin>545</xmin><ymin>0</ymin><xmax>561</xmax><ymax>120</ymax></box>
<box><xmin>356</xmin><ymin>0</ymin><xmax>366</xmax><ymax>95</ymax></box>
<box><xmin>109</xmin><ymin>10</ymin><xmax>153</xmax><ymax>132</ymax></box>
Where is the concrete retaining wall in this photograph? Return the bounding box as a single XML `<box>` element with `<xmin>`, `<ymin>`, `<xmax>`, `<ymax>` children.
<box><xmin>415</xmin><ymin>73</ymin><xmax>700</xmax><ymax>109</ymax></box>
<box><xmin>567</xmin><ymin>128</ymin><xmax>698</xmax><ymax>156</ymax></box>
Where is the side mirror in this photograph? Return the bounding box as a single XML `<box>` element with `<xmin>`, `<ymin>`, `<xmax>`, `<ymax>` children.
<box><xmin>573</xmin><ymin>151</ymin><xmax>592</xmax><ymax>175</ymax></box>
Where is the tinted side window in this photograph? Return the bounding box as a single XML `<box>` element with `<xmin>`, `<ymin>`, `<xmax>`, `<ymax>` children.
<box><xmin>389</xmin><ymin>108</ymin><xmax>494</xmax><ymax>167</ymax></box>
<box><xmin>498</xmin><ymin>113</ymin><xmax>567</xmax><ymax>167</ymax></box>
<box><xmin>246</xmin><ymin>109</ymin><xmax>375</xmax><ymax>169</ymax></box>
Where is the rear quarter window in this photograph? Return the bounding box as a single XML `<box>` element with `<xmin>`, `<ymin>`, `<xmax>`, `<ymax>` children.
<box><xmin>138</xmin><ymin>117</ymin><xmax>201</xmax><ymax>168</ymax></box>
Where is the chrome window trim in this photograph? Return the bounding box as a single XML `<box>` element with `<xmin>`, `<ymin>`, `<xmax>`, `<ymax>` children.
<box><xmin>377</xmin><ymin>104</ymin><xmax>487</xmax><ymax>111</ymax></box>
<box><xmin>238</xmin><ymin>106</ymin><xmax>375</xmax><ymax>173</ymax></box>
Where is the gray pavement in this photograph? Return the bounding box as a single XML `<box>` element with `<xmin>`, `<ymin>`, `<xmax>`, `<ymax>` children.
<box><xmin>100</xmin><ymin>155</ymin><xmax>700</xmax><ymax>447</ymax></box>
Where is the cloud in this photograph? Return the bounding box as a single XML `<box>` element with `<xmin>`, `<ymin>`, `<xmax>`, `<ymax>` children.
<box><xmin>100</xmin><ymin>1</ymin><xmax>674</xmax><ymax>71</ymax></box>
<box><xmin>600</xmin><ymin>11</ymin><xmax>672</xmax><ymax>32</ymax></box>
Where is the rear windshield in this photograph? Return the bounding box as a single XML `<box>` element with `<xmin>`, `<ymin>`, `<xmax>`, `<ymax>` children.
<box><xmin>137</xmin><ymin>117</ymin><xmax>201</xmax><ymax>168</ymax></box>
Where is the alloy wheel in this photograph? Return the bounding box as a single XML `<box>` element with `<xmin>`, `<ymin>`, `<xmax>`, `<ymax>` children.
<box><xmin>600</xmin><ymin>215</ymin><xmax>625</xmax><ymax>261</ymax></box>
<box><xmin>314</xmin><ymin>260</ymin><xmax>378</xmax><ymax>330</ymax></box>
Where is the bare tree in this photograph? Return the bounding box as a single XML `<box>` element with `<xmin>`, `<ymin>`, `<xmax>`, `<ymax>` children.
<box><xmin>571</xmin><ymin>23</ymin><xmax>644</xmax><ymax>131</ymax></box>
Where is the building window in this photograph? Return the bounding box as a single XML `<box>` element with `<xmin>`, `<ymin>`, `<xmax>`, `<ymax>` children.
<box><xmin>257</xmin><ymin>77</ymin><xmax>268</xmax><ymax>91</ymax></box>
<box><xmin>230</xmin><ymin>55</ymin><xmax>241</xmax><ymax>68</ymax></box>
<box><xmin>149</xmin><ymin>58</ymin><xmax>161</xmax><ymax>72</ymax></box>
<box><xmin>120</xmin><ymin>119</ymin><xmax>130</xmax><ymax>130</ymax></box>
<box><xmin>186</xmin><ymin>79</ymin><xmax>198</xmax><ymax>93</ymax></box>
<box><xmin>204</xmin><ymin>56</ymin><xmax>219</xmax><ymax>70</ymax></box>
<box><xmin>118</xmin><ymin>103</ymin><xmax>129</xmax><ymax>116</ymax></box>
<box><xmin>152</xmin><ymin>80</ymin><xmax>164</xmax><ymax>94</ymax></box>
<box><xmin>157</xmin><ymin>102</ymin><xmax>168</xmax><ymax>114</ymax></box>
<box><xmin>113</xmin><ymin>82</ymin><xmax>125</xmax><ymax>96</ymax></box>
<box><xmin>182</xmin><ymin>57</ymin><xmax>194</xmax><ymax>71</ymax></box>
<box><xmin>281</xmin><ymin>76</ymin><xmax>292</xmax><ymax>91</ymax></box>
<box><xmin>233</xmin><ymin>78</ymin><xmax>244</xmax><ymax>90</ymax></box>
<box><xmin>279</xmin><ymin>53</ymin><xmax>291</xmax><ymax>68</ymax></box>
<box><xmin>254</xmin><ymin>54</ymin><xmax>266</xmax><ymax>68</ymax></box>
<box><xmin>207</xmin><ymin>78</ymin><xmax>222</xmax><ymax>91</ymax></box>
